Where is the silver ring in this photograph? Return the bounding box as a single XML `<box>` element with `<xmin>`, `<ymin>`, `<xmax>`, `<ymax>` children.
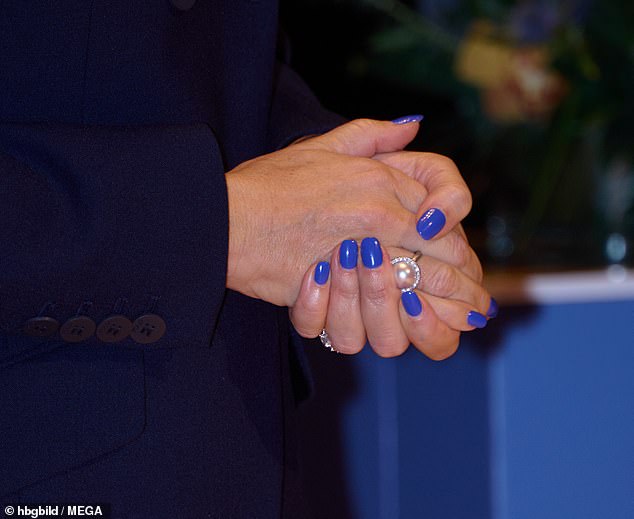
<box><xmin>319</xmin><ymin>328</ymin><xmax>338</xmax><ymax>352</ymax></box>
<box><xmin>391</xmin><ymin>251</ymin><xmax>422</xmax><ymax>292</ymax></box>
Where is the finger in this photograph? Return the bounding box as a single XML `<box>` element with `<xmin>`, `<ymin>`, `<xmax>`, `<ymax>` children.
<box><xmin>375</xmin><ymin>151</ymin><xmax>472</xmax><ymax>241</ymax></box>
<box><xmin>421</xmin><ymin>255</ymin><xmax>489</xmax><ymax>311</ymax></box>
<box><xmin>417</xmin><ymin>231</ymin><xmax>483</xmax><ymax>283</ymax></box>
<box><xmin>352</xmin><ymin>160</ymin><xmax>480</xmax><ymax>283</ymax></box>
<box><xmin>386</xmin><ymin>169</ymin><xmax>429</xmax><ymax>215</ymax></box>
<box><xmin>388</xmin><ymin>246</ymin><xmax>489</xmax><ymax>312</ymax></box>
<box><xmin>423</xmin><ymin>293</ymin><xmax>489</xmax><ymax>331</ymax></box>
<box><xmin>324</xmin><ymin>240</ymin><xmax>366</xmax><ymax>354</ymax></box>
<box><xmin>289</xmin><ymin>260</ymin><xmax>331</xmax><ymax>338</ymax></box>
<box><xmin>358</xmin><ymin>237</ymin><xmax>409</xmax><ymax>357</ymax></box>
<box><xmin>297</xmin><ymin>117</ymin><xmax>422</xmax><ymax>158</ymax></box>
<box><xmin>398</xmin><ymin>290</ymin><xmax>461</xmax><ymax>361</ymax></box>
<box><xmin>389</xmin><ymin>223</ymin><xmax>483</xmax><ymax>284</ymax></box>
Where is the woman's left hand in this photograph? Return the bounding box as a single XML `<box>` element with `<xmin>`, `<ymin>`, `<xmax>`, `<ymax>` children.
<box><xmin>289</xmin><ymin>237</ymin><xmax>495</xmax><ymax>360</ymax></box>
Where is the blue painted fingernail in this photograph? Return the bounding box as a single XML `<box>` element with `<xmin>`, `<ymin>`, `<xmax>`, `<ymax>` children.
<box><xmin>314</xmin><ymin>261</ymin><xmax>330</xmax><ymax>285</ymax></box>
<box><xmin>487</xmin><ymin>297</ymin><xmax>499</xmax><ymax>318</ymax></box>
<box><xmin>340</xmin><ymin>240</ymin><xmax>358</xmax><ymax>269</ymax></box>
<box><xmin>417</xmin><ymin>208</ymin><xmax>446</xmax><ymax>240</ymax></box>
<box><xmin>401</xmin><ymin>291</ymin><xmax>422</xmax><ymax>317</ymax></box>
<box><xmin>467</xmin><ymin>311</ymin><xmax>488</xmax><ymax>329</ymax></box>
<box><xmin>391</xmin><ymin>114</ymin><xmax>424</xmax><ymax>125</ymax></box>
<box><xmin>361</xmin><ymin>237</ymin><xmax>382</xmax><ymax>268</ymax></box>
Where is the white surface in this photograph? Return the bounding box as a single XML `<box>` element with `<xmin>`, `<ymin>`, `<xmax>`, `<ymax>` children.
<box><xmin>484</xmin><ymin>266</ymin><xmax>634</xmax><ymax>305</ymax></box>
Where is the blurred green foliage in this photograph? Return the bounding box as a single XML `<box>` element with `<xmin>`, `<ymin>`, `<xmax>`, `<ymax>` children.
<box><xmin>282</xmin><ymin>0</ymin><xmax>634</xmax><ymax>267</ymax></box>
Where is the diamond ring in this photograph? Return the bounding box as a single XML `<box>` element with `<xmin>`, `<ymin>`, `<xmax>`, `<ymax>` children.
<box><xmin>319</xmin><ymin>328</ymin><xmax>338</xmax><ymax>352</ymax></box>
<box><xmin>391</xmin><ymin>251</ymin><xmax>422</xmax><ymax>292</ymax></box>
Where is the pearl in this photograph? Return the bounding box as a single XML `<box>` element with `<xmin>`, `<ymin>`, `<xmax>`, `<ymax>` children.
<box><xmin>393</xmin><ymin>261</ymin><xmax>416</xmax><ymax>289</ymax></box>
<box><xmin>391</xmin><ymin>256</ymin><xmax>421</xmax><ymax>292</ymax></box>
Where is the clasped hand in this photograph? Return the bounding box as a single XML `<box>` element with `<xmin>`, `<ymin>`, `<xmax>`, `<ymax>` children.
<box><xmin>226</xmin><ymin>118</ymin><xmax>496</xmax><ymax>360</ymax></box>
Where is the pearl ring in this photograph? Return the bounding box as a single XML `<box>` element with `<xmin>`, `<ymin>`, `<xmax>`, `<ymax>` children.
<box><xmin>390</xmin><ymin>251</ymin><xmax>422</xmax><ymax>292</ymax></box>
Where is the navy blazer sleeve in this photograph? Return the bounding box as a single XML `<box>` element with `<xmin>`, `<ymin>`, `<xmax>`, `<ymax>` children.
<box><xmin>0</xmin><ymin>123</ymin><xmax>229</xmax><ymax>359</ymax></box>
<box><xmin>267</xmin><ymin>61</ymin><xmax>346</xmax><ymax>151</ymax></box>
<box><xmin>0</xmin><ymin>1</ymin><xmax>344</xmax><ymax>505</ymax></box>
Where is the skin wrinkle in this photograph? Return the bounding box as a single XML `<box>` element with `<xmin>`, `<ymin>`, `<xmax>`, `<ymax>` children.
<box><xmin>226</xmin><ymin>119</ymin><xmax>489</xmax><ymax>359</ymax></box>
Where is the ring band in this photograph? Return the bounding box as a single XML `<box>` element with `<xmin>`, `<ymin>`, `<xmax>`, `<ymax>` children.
<box><xmin>319</xmin><ymin>328</ymin><xmax>338</xmax><ymax>352</ymax></box>
<box><xmin>391</xmin><ymin>251</ymin><xmax>422</xmax><ymax>292</ymax></box>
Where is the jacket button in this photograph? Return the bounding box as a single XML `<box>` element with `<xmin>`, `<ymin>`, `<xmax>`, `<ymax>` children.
<box><xmin>23</xmin><ymin>317</ymin><xmax>59</xmax><ymax>337</ymax></box>
<box><xmin>96</xmin><ymin>315</ymin><xmax>133</xmax><ymax>343</ymax></box>
<box><xmin>130</xmin><ymin>314</ymin><xmax>166</xmax><ymax>344</ymax></box>
<box><xmin>59</xmin><ymin>316</ymin><xmax>96</xmax><ymax>343</ymax></box>
<box><xmin>170</xmin><ymin>0</ymin><xmax>196</xmax><ymax>11</ymax></box>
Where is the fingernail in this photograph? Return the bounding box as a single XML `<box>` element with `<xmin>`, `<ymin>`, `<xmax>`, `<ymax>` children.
<box><xmin>361</xmin><ymin>237</ymin><xmax>382</xmax><ymax>268</ymax></box>
<box><xmin>401</xmin><ymin>290</ymin><xmax>422</xmax><ymax>317</ymax></box>
<box><xmin>487</xmin><ymin>297</ymin><xmax>499</xmax><ymax>318</ymax></box>
<box><xmin>467</xmin><ymin>311</ymin><xmax>488</xmax><ymax>329</ymax></box>
<box><xmin>314</xmin><ymin>261</ymin><xmax>330</xmax><ymax>285</ymax></box>
<box><xmin>417</xmin><ymin>208</ymin><xmax>446</xmax><ymax>240</ymax></box>
<box><xmin>391</xmin><ymin>114</ymin><xmax>424</xmax><ymax>125</ymax></box>
<box><xmin>340</xmin><ymin>240</ymin><xmax>358</xmax><ymax>269</ymax></box>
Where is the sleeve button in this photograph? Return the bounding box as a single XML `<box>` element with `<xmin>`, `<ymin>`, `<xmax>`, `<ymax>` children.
<box><xmin>96</xmin><ymin>315</ymin><xmax>133</xmax><ymax>343</ymax></box>
<box><xmin>23</xmin><ymin>317</ymin><xmax>59</xmax><ymax>337</ymax></box>
<box><xmin>59</xmin><ymin>316</ymin><xmax>96</xmax><ymax>343</ymax></box>
<box><xmin>130</xmin><ymin>314</ymin><xmax>166</xmax><ymax>344</ymax></box>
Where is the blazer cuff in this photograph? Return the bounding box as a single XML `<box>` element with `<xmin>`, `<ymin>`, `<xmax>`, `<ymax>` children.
<box><xmin>0</xmin><ymin>122</ymin><xmax>228</xmax><ymax>359</ymax></box>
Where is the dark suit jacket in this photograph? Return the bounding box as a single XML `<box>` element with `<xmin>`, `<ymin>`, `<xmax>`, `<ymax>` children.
<box><xmin>0</xmin><ymin>1</ymin><xmax>341</xmax><ymax>517</ymax></box>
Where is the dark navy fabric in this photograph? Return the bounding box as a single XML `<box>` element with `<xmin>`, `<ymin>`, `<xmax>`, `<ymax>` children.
<box><xmin>0</xmin><ymin>1</ymin><xmax>341</xmax><ymax>517</ymax></box>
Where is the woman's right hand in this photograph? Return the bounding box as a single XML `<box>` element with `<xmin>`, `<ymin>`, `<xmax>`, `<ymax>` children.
<box><xmin>225</xmin><ymin>118</ymin><xmax>476</xmax><ymax>308</ymax></box>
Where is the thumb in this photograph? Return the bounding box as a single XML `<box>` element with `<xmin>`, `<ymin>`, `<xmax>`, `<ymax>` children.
<box><xmin>297</xmin><ymin>116</ymin><xmax>423</xmax><ymax>157</ymax></box>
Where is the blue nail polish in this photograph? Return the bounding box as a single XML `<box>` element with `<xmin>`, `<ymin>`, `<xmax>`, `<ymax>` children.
<box><xmin>401</xmin><ymin>291</ymin><xmax>422</xmax><ymax>317</ymax></box>
<box><xmin>340</xmin><ymin>240</ymin><xmax>358</xmax><ymax>269</ymax></box>
<box><xmin>314</xmin><ymin>261</ymin><xmax>330</xmax><ymax>285</ymax></box>
<box><xmin>391</xmin><ymin>114</ymin><xmax>424</xmax><ymax>125</ymax></box>
<box><xmin>361</xmin><ymin>237</ymin><xmax>382</xmax><ymax>268</ymax></box>
<box><xmin>487</xmin><ymin>297</ymin><xmax>499</xmax><ymax>318</ymax></box>
<box><xmin>467</xmin><ymin>311</ymin><xmax>488</xmax><ymax>329</ymax></box>
<box><xmin>417</xmin><ymin>208</ymin><xmax>446</xmax><ymax>240</ymax></box>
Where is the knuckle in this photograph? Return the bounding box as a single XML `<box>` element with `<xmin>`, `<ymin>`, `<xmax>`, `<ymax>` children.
<box><xmin>370</xmin><ymin>200</ymin><xmax>392</xmax><ymax>224</ymax></box>
<box><xmin>336</xmin><ymin>339</ymin><xmax>366</xmax><ymax>355</ymax></box>
<box><xmin>298</xmin><ymin>297</ymin><xmax>325</xmax><ymax>319</ymax></box>
<box><xmin>436</xmin><ymin>153</ymin><xmax>458</xmax><ymax>169</ymax></box>
<box><xmin>292</xmin><ymin>323</ymin><xmax>320</xmax><ymax>339</ymax></box>
<box><xmin>428</xmin><ymin>263</ymin><xmax>460</xmax><ymax>297</ymax></box>
<box><xmin>429</xmin><ymin>153</ymin><xmax>458</xmax><ymax>176</ymax></box>
<box><xmin>374</xmin><ymin>340</ymin><xmax>409</xmax><ymax>358</ymax></box>
<box><xmin>432</xmin><ymin>153</ymin><xmax>473</xmax><ymax>215</ymax></box>
<box><xmin>332</xmin><ymin>278</ymin><xmax>360</xmax><ymax>300</ymax></box>
<box><xmin>365</xmin><ymin>163</ymin><xmax>393</xmax><ymax>189</ymax></box>
<box><xmin>438</xmin><ymin>154</ymin><xmax>461</xmax><ymax>180</ymax></box>
<box><xmin>348</xmin><ymin>118</ymin><xmax>374</xmax><ymax>135</ymax></box>
<box><xmin>353</xmin><ymin>200</ymin><xmax>389</xmax><ymax>234</ymax></box>
<box><xmin>427</xmin><ymin>334</ymin><xmax>461</xmax><ymax>361</ymax></box>
<box><xmin>294</xmin><ymin>294</ymin><xmax>323</xmax><ymax>314</ymax></box>
<box><xmin>393</xmin><ymin>211</ymin><xmax>415</xmax><ymax>244</ymax></box>
<box><xmin>450</xmin><ymin>186</ymin><xmax>473</xmax><ymax>217</ymax></box>
<box><xmin>450</xmin><ymin>234</ymin><xmax>472</xmax><ymax>269</ymax></box>
<box><xmin>363</xmin><ymin>282</ymin><xmax>391</xmax><ymax>307</ymax></box>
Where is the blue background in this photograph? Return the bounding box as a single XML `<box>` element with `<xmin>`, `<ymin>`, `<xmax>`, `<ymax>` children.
<box><xmin>298</xmin><ymin>299</ymin><xmax>634</xmax><ymax>518</ymax></box>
